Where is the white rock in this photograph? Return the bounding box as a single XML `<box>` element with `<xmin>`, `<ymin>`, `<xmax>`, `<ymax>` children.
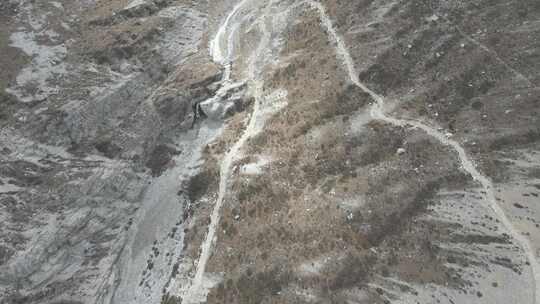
<box><xmin>125</xmin><ymin>0</ymin><xmax>147</xmax><ymax>10</ymax></box>
<box><xmin>426</xmin><ymin>14</ymin><xmax>439</xmax><ymax>22</ymax></box>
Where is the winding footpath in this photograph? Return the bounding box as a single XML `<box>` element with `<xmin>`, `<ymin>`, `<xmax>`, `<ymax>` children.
<box><xmin>182</xmin><ymin>1</ymin><xmax>272</xmax><ymax>302</ymax></box>
<box><xmin>306</xmin><ymin>1</ymin><xmax>540</xmax><ymax>303</ymax></box>
<box><xmin>183</xmin><ymin>0</ymin><xmax>539</xmax><ymax>303</ymax></box>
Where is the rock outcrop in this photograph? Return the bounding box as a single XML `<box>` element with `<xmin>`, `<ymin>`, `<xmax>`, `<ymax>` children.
<box><xmin>1</xmin><ymin>1</ymin><xmax>539</xmax><ymax>304</ymax></box>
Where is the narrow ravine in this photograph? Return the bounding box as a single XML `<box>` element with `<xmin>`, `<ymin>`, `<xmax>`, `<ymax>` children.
<box><xmin>3</xmin><ymin>1</ymin><xmax>538</xmax><ymax>303</ymax></box>
<box><xmin>182</xmin><ymin>1</ymin><xmax>271</xmax><ymax>302</ymax></box>
<box><xmin>209</xmin><ymin>0</ymin><xmax>251</xmax><ymax>66</ymax></box>
<box><xmin>307</xmin><ymin>1</ymin><xmax>540</xmax><ymax>303</ymax></box>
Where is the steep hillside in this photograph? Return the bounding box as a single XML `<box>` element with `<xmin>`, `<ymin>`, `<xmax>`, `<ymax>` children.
<box><xmin>1</xmin><ymin>1</ymin><xmax>539</xmax><ymax>304</ymax></box>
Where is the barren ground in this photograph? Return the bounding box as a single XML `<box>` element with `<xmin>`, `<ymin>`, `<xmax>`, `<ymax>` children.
<box><xmin>1</xmin><ymin>0</ymin><xmax>539</xmax><ymax>304</ymax></box>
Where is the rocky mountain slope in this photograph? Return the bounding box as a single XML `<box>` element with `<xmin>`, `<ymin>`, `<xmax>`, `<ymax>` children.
<box><xmin>1</xmin><ymin>0</ymin><xmax>539</xmax><ymax>303</ymax></box>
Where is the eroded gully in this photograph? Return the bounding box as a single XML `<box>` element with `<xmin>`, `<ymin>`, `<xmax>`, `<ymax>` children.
<box><xmin>182</xmin><ymin>0</ymin><xmax>274</xmax><ymax>302</ymax></box>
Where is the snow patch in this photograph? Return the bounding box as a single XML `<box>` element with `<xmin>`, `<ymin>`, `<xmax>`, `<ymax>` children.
<box><xmin>240</xmin><ymin>155</ymin><xmax>271</xmax><ymax>175</ymax></box>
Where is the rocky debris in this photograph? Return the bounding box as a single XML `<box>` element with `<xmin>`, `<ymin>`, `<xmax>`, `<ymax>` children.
<box><xmin>88</xmin><ymin>0</ymin><xmax>173</xmax><ymax>26</ymax></box>
<box><xmin>146</xmin><ymin>144</ymin><xmax>181</xmax><ymax>177</ymax></box>
<box><xmin>0</xmin><ymin>131</ymin><xmax>148</xmax><ymax>303</ymax></box>
<box><xmin>0</xmin><ymin>1</ymin><xmax>19</xmax><ymax>17</ymax></box>
<box><xmin>199</xmin><ymin>1</ymin><xmax>539</xmax><ymax>303</ymax></box>
<box><xmin>0</xmin><ymin>0</ymin><xmax>224</xmax><ymax>303</ymax></box>
<box><xmin>198</xmin><ymin>82</ymin><xmax>248</xmax><ymax>120</ymax></box>
<box><xmin>1</xmin><ymin>0</ymin><xmax>540</xmax><ymax>304</ymax></box>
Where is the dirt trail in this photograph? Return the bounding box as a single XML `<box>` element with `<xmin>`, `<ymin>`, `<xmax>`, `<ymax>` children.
<box><xmin>307</xmin><ymin>1</ymin><xmax>540</xmax><ymax>303</ymax></box>
<box><xmin>182</xmin><ymin>1</ymin><xmax>271</xmax><ymax>302</ymax></box>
